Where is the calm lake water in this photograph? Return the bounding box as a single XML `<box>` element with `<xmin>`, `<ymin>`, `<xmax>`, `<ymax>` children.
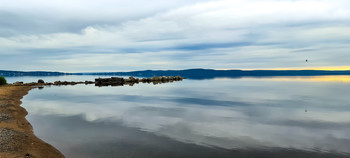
<box><xmin>10</xmin><ymin>76</ymin><xmax>350</xmax><ymax>158</ymax></box>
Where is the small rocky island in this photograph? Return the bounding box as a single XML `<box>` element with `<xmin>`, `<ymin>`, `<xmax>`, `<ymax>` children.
<box><xmin>95</xmin><ymin>76</ymin><xmax>184</xmax><ymax>86</ymax></box>
<box><xmin>10</xmin><ymin>76</ymin><xmax>184</xmax><ymax>87</ymax></box>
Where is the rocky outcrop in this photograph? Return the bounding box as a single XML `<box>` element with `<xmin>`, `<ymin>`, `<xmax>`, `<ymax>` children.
<box><xmin>37</xmin><ymin>79</ymin><xmax>45</xmax><ymax>84</ymax></box>
<box><xmin>95</xmin><ymin>77</ymin><xmax>124</xmax><ymax>86</ymax></box>
<box><xmin>95</xmin><ymin>76</ymin><xmax>184</xmax><ymax>86</ymax></box>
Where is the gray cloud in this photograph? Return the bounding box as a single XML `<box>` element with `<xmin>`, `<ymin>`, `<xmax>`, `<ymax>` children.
<box><xmin>1</xmin><ymin>0</ymin><xmax>350</xmax><ymax>72</ymax></box>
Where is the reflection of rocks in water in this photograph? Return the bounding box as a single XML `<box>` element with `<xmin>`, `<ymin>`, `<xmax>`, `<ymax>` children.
<box><xmin>10</xmin><ymin>80</ymin><xmax>93</xmax><ymax>87</ymax></box>
<box><xmin>127</xmin><ymin>82</ymin><xmax>135</xmax><ymax>86</ymax></box>
<box><xmin>85</xmin><ymin>81</ymin><xmax>95</xmax><ymax>85</ymax></box>
<box><xmin>95</xmin><ymin>76</ymin><xmax>184</xmax><ymax>87</ymax></box>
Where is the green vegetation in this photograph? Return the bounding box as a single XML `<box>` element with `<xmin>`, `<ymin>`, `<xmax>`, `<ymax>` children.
<box><xmin>0</xmin><ymin>76</ymin><xmax>7</xmax><ymax>85</ymax></box>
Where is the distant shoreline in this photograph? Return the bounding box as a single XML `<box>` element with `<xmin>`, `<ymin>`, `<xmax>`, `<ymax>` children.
<box><xmin>2</xmin><ymin>69</ymin><xmax>350</xmax><ymax>80</ymax></box>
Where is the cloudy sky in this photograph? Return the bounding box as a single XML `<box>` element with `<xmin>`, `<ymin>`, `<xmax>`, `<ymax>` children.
<box><xmin>1</xmin><ymin>0</ymin><xmax>350</xmax><ymax>72</ymax></box>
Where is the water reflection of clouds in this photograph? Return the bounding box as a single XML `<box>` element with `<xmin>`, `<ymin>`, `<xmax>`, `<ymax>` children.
<box><xmin>256</xmin><ymin>76</ymin><xmax>350</xmax><ymax>83</ymax></box>
<box><xmin>22</xmin><ymin>78</ymin><xmax>350</xmax><ymax>155</ymax></box>
<box><xmin>33</xmin><ymin>114</ymin><xmax>335</xmax><ymax>158</ymax></box>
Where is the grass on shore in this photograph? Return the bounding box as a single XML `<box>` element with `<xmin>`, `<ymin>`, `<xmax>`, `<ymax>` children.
<box><xmin>0</xmin><ymin>76</ymin><xmax>7</xmax><ymax>85</ymax></box>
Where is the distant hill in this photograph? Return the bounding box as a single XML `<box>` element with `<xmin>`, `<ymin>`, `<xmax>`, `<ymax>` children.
<box><xmin>2</xmin><ymin>69</ymin><xmax>350</xmax><ymax>79</ymax></box>
<box><xmin>0</xmin><ymin>70</ymin><xmax>67</xmax><ymax>76</ymax></box>
<box><xmin>82</xmin><ymin>69</ymin><xmax>350</xmax><ymax>79</ymax></box>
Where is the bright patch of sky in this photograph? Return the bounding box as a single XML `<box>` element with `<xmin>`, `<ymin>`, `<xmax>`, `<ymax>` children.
<box><xmin>0</xmin><ymin>0</ymin><xmax>349</xmax><ymax>72</ymax></box>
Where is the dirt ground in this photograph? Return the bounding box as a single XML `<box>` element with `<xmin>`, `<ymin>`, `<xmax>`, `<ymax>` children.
<box><xmin>0</xmin><ymin>85</ymin><xmax>64</xmax><ymax>158</ymax></box>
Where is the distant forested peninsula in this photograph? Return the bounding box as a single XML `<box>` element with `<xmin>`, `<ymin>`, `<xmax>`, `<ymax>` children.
<box><xmin>2</xmin><ymin>69</ymin><xmax>350</xmax><ymax>79</ymax></box>
<box><xmin>0</xmin><ymin>70</ymin><xmax>68</xmax><ymax>76</ymax></box>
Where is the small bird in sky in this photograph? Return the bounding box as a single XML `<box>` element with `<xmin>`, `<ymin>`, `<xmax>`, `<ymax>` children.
<box><xmin>305</xmin><ymin>59</ymin><xmax>308</xmax><ymax>62</ymax></box>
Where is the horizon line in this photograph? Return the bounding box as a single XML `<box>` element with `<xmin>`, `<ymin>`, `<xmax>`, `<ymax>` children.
<box><xmin>2</xmin><ymin>66</ymin><xmax>350</xmax><ymax>73</ymax></box>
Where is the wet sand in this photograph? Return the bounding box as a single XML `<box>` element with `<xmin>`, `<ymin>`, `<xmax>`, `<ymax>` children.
<box><xmin>0</xmin><ymin>85</ymin><xmax>64</xmax><ymax>158</ymax></box>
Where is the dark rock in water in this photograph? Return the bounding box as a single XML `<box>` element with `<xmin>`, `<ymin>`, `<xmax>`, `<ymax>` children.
<box><xmin>152</xmin><ymin>75</ymin><xmax>160</xmax><ymax>81</ymax></box>
<box><xmin>95</xmin><ymin>77</ymin><xmax>125</xmax><ymax>86</ymax></box>
<box><xmin>129</xmin><ymin>76</ymin><xmax>136</xmax><ymax>82</ymax></box>
<box><xmin>141</xmin><ymin>78</ymin><xmax>147</xmax><ymax>82</ymax></box>
<box><xmin>38</xmin><ymin>79</ymin><xmax>44</xmax><ymax>83</ymax></box>
<box><xmin>175</xmin><ymin>76</ymin><xmax>184</xmax><ymax>80</ymax></box>
<box><xmin>13</xmin><ymin>82</ymin><xmax>24</xmax><ymax>86</ymax></box>
<box><xmin>161</xmin><ymin>76</ymin><xmax>167</xmax><ymax>81</ymax></box>
<box><xmin>53</xmin><ymin>81</ymin><xmax>61</xmax><ymax>85</ymax></box>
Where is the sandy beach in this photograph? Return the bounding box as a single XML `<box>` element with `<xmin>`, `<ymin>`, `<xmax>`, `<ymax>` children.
<box><xmin>0</xmin><ymin>85</ymin><xmax>64</xmax><ymax>158</ymax></box>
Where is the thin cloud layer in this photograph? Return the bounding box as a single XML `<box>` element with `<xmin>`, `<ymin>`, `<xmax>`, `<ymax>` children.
<box><xmin>0</xmin><ymin>0</ymin><xmax>350</xmax><ymax>72</ymax></box>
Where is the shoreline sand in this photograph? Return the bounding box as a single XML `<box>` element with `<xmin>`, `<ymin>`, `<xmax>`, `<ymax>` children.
<box><xmin>0</xmin><ymin>85</ymin><xmax>64</xmax><ymax>158</ymax></box>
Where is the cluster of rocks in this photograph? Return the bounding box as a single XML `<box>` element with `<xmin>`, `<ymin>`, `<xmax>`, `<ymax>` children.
<box><xmin>53</xmin><ymin>81</ymin><xmax>95</xmax><ymax>85</ymax></box>
<box><xmin>0</xmin><ymin>113</ymin><xmax>11</xmax><ymax>122</ymax></box>
<box><xmin>9</xmin><ymin>76</ymin><xmax>184</xmax><ymax>87</ymax></box>
<box><xmin>0</xmin><ymin>101</ymin><xmax>10</xmax><ymax>108</ymax></box>
<box><xmin>0</xmin><ymin>128</ymin><xmax>25</xmax><ymax>152</ymax></box>
<box><xmin>95</xmin><ymin>77</ymin><xmax>124</xmax><ymax>86</ymax></box>
<box><xmin>95</xmin><ymin>76</ymin><xmax>184</xmax><ymax>86</ymax></box>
